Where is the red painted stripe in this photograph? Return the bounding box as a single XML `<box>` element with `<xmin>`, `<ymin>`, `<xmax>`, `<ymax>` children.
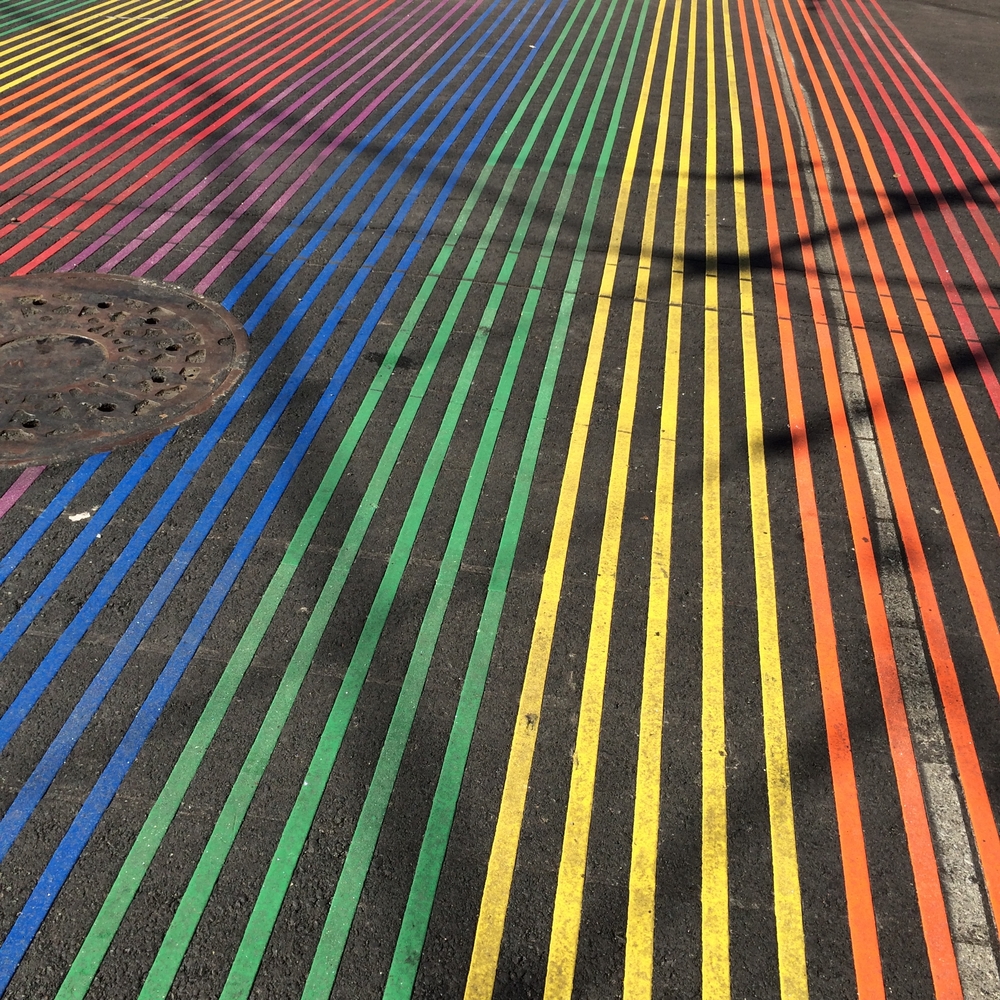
<box><xmin>0</xmin><ymin>0</ymin><xmax>382</xmax><ymax>200</ymax></box>
<box><xmin>860</xmin><ymin>0</ymin><xmax>1000</xmax><ymax>174</ymax></box>
<box><xmin>821</xmin><ymin>0</ymin><xmax>1000</xmax><ymax>413</ymax></box>
<box><xmin>133</xmin><ymin>0</ymin><xmax>457</xmax><ymax>279</ymax></box>
<box><xmin>9</xmin><ymin>0</ymin><xmax>468</xmax><ymax>275</ymax></box>
<box><xmin>0</xmin><ymin>0</ymin><xmax>306</xmax><ymax>148</ymax></box>
<box><xmin>838</xmin><ymin>0</ymin><xmax>1000</xmax><ymax>263</ymax></box>
<box><xmin>0</xmin><ymin>0</ymin><xmax>385</xmax><ymax>227</ymax></box>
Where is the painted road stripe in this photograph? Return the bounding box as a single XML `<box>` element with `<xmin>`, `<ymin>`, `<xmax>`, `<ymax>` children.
<box><xmin>734</xmin><ymin>0</ymin><xmax>886</xmax><ymax>994</ymax></box>
<box><xmin>1</xmin><ymin>0</ymin><xmax>426</xmax><ymax>272</ymax></box>
<box><xmin>145</xmin><ymin>0</ymin><xmax>463</xmax><ymax>282</ymax></box>
<box><xmin>0</xmin><ymin>468</ymin><xmax>44</xmax><ymax>523</ymax></box>
<box><xmin>461</xmin><ymin>0</ymin><xmax>680</xmax><ymax>991</ymax></box>
<box><xmin>38</xmin><ymin>0</ymin><xmax>487</xmax><ymax>282</ymax></box>
<box><xmin>0</xmin><ymin>0</ymin><xmax>499</xmax><ymax>741</ymax></box>
<box><xmin>2</xmin><ymin>0</ymin><xmax>391</xmax><ymax>215</ymax></box>
<box><xmin>0</xmin><ymin>0</ymin><xmax>348</xmax><ymax>174</ymax></box>
<box><xmin>775</xmin><ymin>0</ymin><xmax>1000</xmax><ymax>982</ymax></box>
<box><xmin>0</xmin><ymin>0</ymin><xmax>546</xmax><ymax>982</ymax></box>
<box><xmin>298</xmin><ymin>0</ymin><xmax>634</xmax><ymax>993</ymax></box>
<box><xmin>776</xmin><ymin>0</ymin><xmax>1000</xmax><ymax>724</ymax></box>
<box><xmin>780</xmin><ymin>0</ymin><xmax>1000</xmax><ymax>933</ymax></box>
<box><xmin>544</xmin><ymin>3</ymin><xmax>688</xmax><ymax>993</ymax></box>
<box><xmin>0</xmin><ymin>0</ymin><xmax>508</xmax><ymax>841</ymax></box>
<box><xmin>0</xmin><ymin>432</ymin><xmax>174</xmax><ymax>747</ymax></box>
<box><xmin>75</xmin><ymin>0</ymin><xmax>413</xmax><ymax>272</ymax></box>
<box><xmin>617</xmin><ymin>0</ymin><xmax>686</xmax><ymax>986</ymax></box>
<box><xmin>750</xmin><ymin>0</ymin><xmax>964</xmax><ymax>991</ymax></box>
<box><xmin>54</xmin><ymin>34</ymin><xmax>581</xmax><ymax>972</ymax></box>
<box><xmin>814</xmin><ymin>0</ymin><xmax>1000</xmax><ymax>939</ymax></box>
<box><xmin>0</xmin><ymin>457</ymin><xmax>107</xmax><ymax>590</ymax></box>
<box><xmin>126</xmin><ymin>0</ymin><xmax>577</xmax><ymax>992</ymax></box>
<box><xmin>222</xmin><ymin>9</ymin><xmax>638</xmax><ymax>984</ymax></box>
<box><xmin>699</xmin><ymin>0</ymin><xmax>728</xmax><ymax>992</ymax></box>
<box><xmin>0</xmin><ymin>0</ymin><xmax>514</xmax><ymax>817</ymax></box>
<box><xmin>7</xmin><ymin>0</ymin><xmax>1000</xmax><ymax>992</ymax></box>
<box><xmin>859</xmin><ymin>0</ymin><xmax>1000</xmax><ymax>175</ymax></box>
<box><xmin>0</xmin><ymin>0</ymin><xmax>128</xmax><ymax>39</ymax></box>
<box><xmin>0</xmin><ymin>0</ymin><xmax>188</xmax><ymax>58</ymax></box>
<box><xmin>0</xmin><ymin>0</ymin><xmax>207</xmax><ymax>94</ymax></box>
<box><xmin>58</xmin><ymin>0</ymin><xmax>394</xmax><ymax>271</ymax></box>
<box><xmin>719</xmin><ymin>0</ymin><xmax>809</xmax><ymax>992</ymax></box>
<box><xmin>381</xmin><ymin>2</ymin><xmax>654</xmax><ymax>994</ymax></box>
<box><xmin>0</xmin><ymin>0</ymin><xmax>359</xmax><ymax>582</ymax></box>
<box><xmin>828</xmin><ymin>2</ymin><xmax>1000</xmax><ymax>352</ymax></box>
<box><xmin>56</xmin><ymin>2</ymin><xmax>570</xmax><ymax>993</ymax></box>
<box><xmin>11</xmin><ymin>0</ymin><xmax>448</xmax><ymax>274</ymax></box>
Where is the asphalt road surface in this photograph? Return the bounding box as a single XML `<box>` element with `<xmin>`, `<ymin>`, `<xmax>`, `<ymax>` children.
<box><xmin>1</xmin><ymin>0</ymin><xmax>1000</xmax><ymax>996</ymax></box>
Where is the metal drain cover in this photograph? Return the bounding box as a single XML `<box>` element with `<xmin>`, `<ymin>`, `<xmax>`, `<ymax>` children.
<box><xmin>0</xmin><ymin>274</ymin><xmax>248</xmax><ymax>468</ymax></box>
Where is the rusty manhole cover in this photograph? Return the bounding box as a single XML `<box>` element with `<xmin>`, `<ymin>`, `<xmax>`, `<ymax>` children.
<box><xmin>0</xmin><ymin>274</ymin><xmax>248</xmax><ymax>468</ymax></box>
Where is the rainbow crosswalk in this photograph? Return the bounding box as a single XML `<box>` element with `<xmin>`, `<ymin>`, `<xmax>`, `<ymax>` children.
<box><xmin>2</xmin><ymin>0</ymin><xmax>1000</xmax><ymax>995</ymax></box>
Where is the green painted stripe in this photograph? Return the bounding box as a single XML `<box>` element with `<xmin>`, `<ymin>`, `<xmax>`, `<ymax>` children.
<box><xmin>68</xmin><ymin>5</ymin><xmax>601</xmax><ymax>1000</ymax></box>
<box><xmin>298</xmin><ymin>0</ymin><xmax>633</xmax><ymax>992</ymax></box>
<box><xmin>216</xmin><ymin>7</ymin><xmax>621</xmax><ymax>1000</ymax></box>
<box><xmin>381</xmin><ymin>0</ymin><xmax>652</xmax><ymax>991</ymax></box>
<box><xmin>54</xmin><ymin>269</ymin><xmax>417</xmax><ymax>1000</ymax></box>
<box><xmin>54</xmin><ymin>5</ymin><xmax>590</xmax><ymax>992</ymax></box>
<box><xmin>0</xmin><ymin>0</ymin><xmax>109</xmax><ymax>39</ymax></box>
<box><xmin>139</xmin><ymin>317</ymin><xmax>490</xmax><ymax>1000</ymax></box>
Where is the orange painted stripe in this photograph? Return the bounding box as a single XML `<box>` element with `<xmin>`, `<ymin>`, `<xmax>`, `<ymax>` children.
<box><xmin>0</xmin><ymin>0</ymin><xmax>260</xmax><ymax>142</ymax></box>
<box><xmin>0</xmin><ymin>0</ymin><xmax>391</xmax><ymax>261</ymax></box>
<box><xmin>779</xmin><ymin>0</ymin><xmax>1000</xmax><ymax>935</ymax></box>
<box><xmin>798</xmin><ymin>0</ymin><xmax>1000</xmax><ymax>935</ymax></box>
<box><xmin>775</xmin><ymin>0</ymin><xmax>1000</xmax><ymax>697</ymax></box>
<box><xmin>745</xmin><ymin>0</ymin><xmax>964</xmax><ymax>995</ymax></box>
<box><xmin>731</xmin><ymin>3</ymin><xmax>885</xmax><ymax>996</ymax></box>
<box><xmin>0</xmin><ymin>0</ymin><xmax>360</xmax><ymax>170</ymax></box>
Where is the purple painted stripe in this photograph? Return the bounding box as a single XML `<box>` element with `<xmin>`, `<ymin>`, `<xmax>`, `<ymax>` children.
<box><xmin>183</xmin><ymin>22</ymin><xmax>474</xmax><ymax>295</ymax></box>
<box><xmin>133</xmin><ymin>0</ymin><xmax>456</xmax><ymax>278</ymax></box>
<box><xmin>185</xmin><ymin>3</ymin><xmax>480</xmax><ymax>297</ymax></box>
<box><xmin>167</xmin><ymin>0</ymin><xmax>477</xmax><ymax>289</ymax></box>
<box><xmin>60</xmin><ymin>0</ymin><xmax>409</xmax><ymax>272</ymax></box>
<box><xmin>0</xmin><ymin>468</ymin><xmax>44</xmax><ymax>522</ymax></box>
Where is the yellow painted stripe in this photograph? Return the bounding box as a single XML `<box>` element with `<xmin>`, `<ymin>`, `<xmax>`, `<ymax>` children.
<box><xmin>461</xmin><ymin>0</ymin><xmax>680</xmax><ymax>995</ymax></box>
<box><xmin>621</xmin><ymin>1</ymin><xmax>698</xmax><ymax>997</ymax></box>
<box><xmin>541</xmin><ymin>0</ymin><xmax>690</xmax><ymax>987</ymax></box>
<box><xmin>701</xmin><ymin>0</ymin><xmax>728</xmax><ymax>994</ymax></box>
<box><xmin>2</xmin><ymin>0</ymin><xmax>169</xmax><ymax>53</ymax></box>
<box><xmin>720</xmin><ymin>0</ymin><xmax>809</xmax><ymax>995</ymax></box>
<box><xmin>0</xmin><ymin>0</ymin><xmax>205</xmax><ymax>94</ymax></box>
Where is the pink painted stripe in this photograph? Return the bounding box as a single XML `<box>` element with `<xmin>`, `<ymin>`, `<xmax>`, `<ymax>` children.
<box><xmin>0</xmin><ymin>0</ymin><xmax>335</xmax><ymax>220</ymax></box>
<box><xmin>127</xmin><ymin>0</ymin><xmax>449</xmax><ymax>277</ymax></box>
<box><xmin>187</xmin><ymin>0</ymin><xmax>480</xmax><ymax>291</ymax></box>
<box><xmin>1</xmin><ymin>0</ymin><xmax>385</xmax><ymax>272</ymax></box>
<box><xmin>61</xmin><ymin>0</ymin><xmax>410</xmax><ymax>272</ymax></box>
<box><xmin>0</xmin><ymin>467</ymin><xmax>44</xmax><ymax>522</ymax></box>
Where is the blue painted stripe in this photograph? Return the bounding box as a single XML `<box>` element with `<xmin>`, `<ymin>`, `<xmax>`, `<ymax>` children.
<box><xmin>0</xmin><ymin>0</ymin><xmax>508</xmax><ymax>593</ymax></box>
<box><xmin>0</xmin><ymin>454</ymin><xmax>107</xmax><ymax>589</ymax></box>
<box><xmin>0</xmin><ymin>0</ymin><xmax>536</xmax><ymax>829</ymax></box>
<box><xmin>0</xmin><ymin>0</ymin><xmax>564</xmax><ymax>984</ymax></box>
<box><xmin>0</xmin><ymin>434</ymin><xmax>173</xmax><ymax>681</ymax></box>
<box><xmin>0</xmin><ymin>0</ymin><xmax>508</xmax><ymax>698</ymax></box>
<box><xmin>225</xmin><ymin>0</ymin><xmax>519</xmax><ymax>313</ymax></box>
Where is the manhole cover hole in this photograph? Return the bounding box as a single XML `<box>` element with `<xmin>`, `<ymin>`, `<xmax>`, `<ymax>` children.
<box><xmin>0</xmin><ymin>273</ymin><xmax>249</xmax><ymax>468</ymax></box>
